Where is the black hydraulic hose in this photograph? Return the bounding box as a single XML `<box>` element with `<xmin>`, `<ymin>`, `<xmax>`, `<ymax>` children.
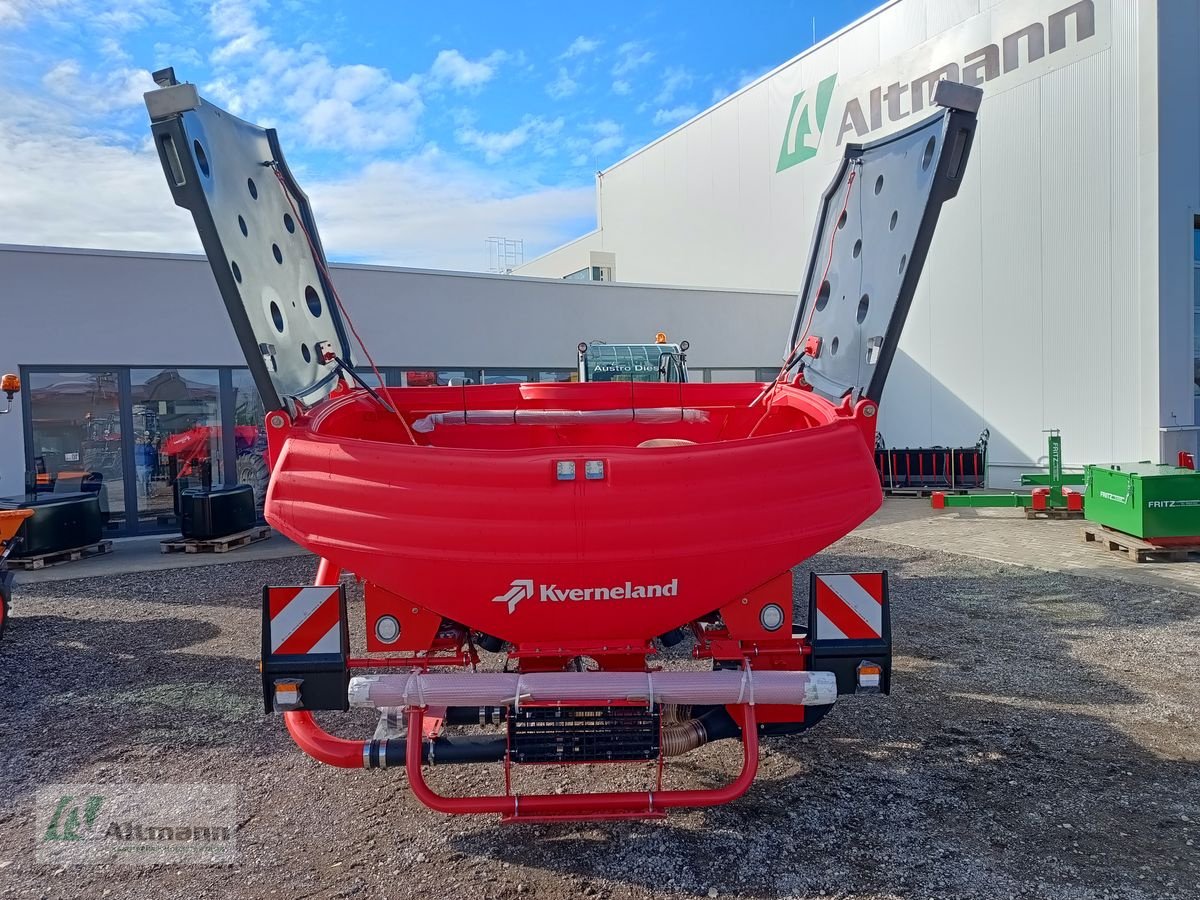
<box><xmin>367</xmin><ymin>733</ymin><xmax>507</xmax><ymax>769</ymax></box>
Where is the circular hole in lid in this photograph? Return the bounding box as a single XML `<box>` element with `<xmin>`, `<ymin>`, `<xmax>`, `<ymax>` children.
<box><xmin>231</xmin><ymin>260</ymin><xmax>242</xmax><ymax>283</ymax></box>
<box><xmin>238</xmin><ymin>215</ymin><xmax>248</xmax><ymax>237</ymax></box>
<box><xmin>815</xmin><ymin>280</ymin><xmax>831</xmax><ymax>311</ymax></box>
<box><xmin>301</xmin><ymin>343</ymin><xmax>311</xmax><ymax>363</ymax></box>
<box><xmin>837</xmin><ymin>210</ymin><xmax>847</xmax><ymax>230</ymax></box>
<box><xmin>899</xmin><ymin>253</ymin><xmax>908</xmax><ymax>274</ymax></box>
<box><xmin>305</xmin><ymin>285</ymin><xmax>322</xmax><ymax>317</ymax></box>
<box><xmin>857</xmin><ymin>294</ymin><xmax>870</xmax><ymax>324</ymax></box>
<box><xmin>284</xmin><ymin>213</ymin><xmax>295</xmax><ymax>234</ymax></box>
<box><xmin>874</xmin><ymin>174</ymin><xmax>884</xmax><ymax>195</ymax></box>
<box><xmin>247</xmin><ymin>177</ymin><xmax>258</xmax><ymax>200</ymax></box>
<box><xmin>272</xmin><ymin>243</ymin><xmax>283</xmax><ymax>264</ymax></box>
<box><xmin>270</xmin><ymin>301</ymin><xmax>284</xmax><ymax>333</ymax></box>
<box><xmin>890</xmin><ymin>210</ymin><xmax>898</xmax><ymax>231</ymax></box>
<box><xmin>830</xmin><ymin>336</ymin><xmax>840</xmax><ymax>356</ymax></box>
<box><xmin>922</xmin><ymin>136</ymin><xmax>936</xmax><ymax>170</ymax></box>
<box><xmin>193</xmin><ymin>141</ymin><xmax>210</xmax><ymax>177</ymax></box>
<box><xmin>853</xmin><ymin>239</ymin><xmax>862</xmax><ymax>259</ymax></box>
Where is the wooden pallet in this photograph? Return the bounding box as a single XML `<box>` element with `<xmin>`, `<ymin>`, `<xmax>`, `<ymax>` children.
<box><xmin>9</xmin><ymin>540</ymin><xmax>113</xmax><ymax>570</ymax></box>
<box><xmin>883</xmin><ymin>487</ymin><xmax>971</xmax><ymax>498</ymax></box>
<box><xmin>1081</xmin><ymin>524</ymin><xmax>1200</xmax><ymax>563</ymax></box>
<box><xmin>1025</xmin><ymin>507</ymin><xmax>1085</xmax><ymax>520</ymax></box>
<box><xmin>160</xmin><ymin>526</ymin><xmax>272</xmax><ymax>555</ymax></box>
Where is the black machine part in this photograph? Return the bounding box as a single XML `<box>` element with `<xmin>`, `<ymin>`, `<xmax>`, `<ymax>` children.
<box><xmin>260</xmin><ymin>584</ymin><xmax>352</xmax><ymax>713</ymax></box>
<box><xmin>145</xmin><ymin>74</ymin><xmax>355</xmax><ymax>416</ymax></box>
<box><xmin>785</xmin><ymin>79</ymin><xmax>981</xmax><ymax>405</ymax></box>
<box><xmin>806</xmin><ymin>571</ymin><xmax>893</xmax><ymax>695</ymax></box>
<box><xmin>180</xmin><ymin>484</ymin><xmax>256</xmax><ymax>541</ymax></box>
<box><xmin>0</xmin><ymin>494</ymin><xmax>102</xmax><ymax>557</ymax></box>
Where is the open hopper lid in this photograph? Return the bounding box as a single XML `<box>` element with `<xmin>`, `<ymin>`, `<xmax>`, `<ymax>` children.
<box><xmin>786</xmin><ymin>79</ymin><xmax>982</xmax><ymax>405</ymax></box>
<box><xmin>144</xmin><ymin>68</ymin><xmax>355</xmax><ymax>414</ymax></box>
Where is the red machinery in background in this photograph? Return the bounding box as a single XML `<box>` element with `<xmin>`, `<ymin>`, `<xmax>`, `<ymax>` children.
<box><xmin>146</xmin><ymin>69</ymin><xmax>981</xmax><ymax>820</ymax></box>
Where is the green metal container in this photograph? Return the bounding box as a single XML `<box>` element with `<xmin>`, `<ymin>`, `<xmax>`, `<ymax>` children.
<box><xmin>1083</xmin><ymin>463</ymin><xmax>1200</xmax><ymax>539</ymax></box>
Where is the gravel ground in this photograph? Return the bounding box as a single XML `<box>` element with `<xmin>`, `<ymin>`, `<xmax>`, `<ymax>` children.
<box><xmin>0</xmin><ymin>535</ymin><xmax>1197</xmax><ymax>900</ymax></box>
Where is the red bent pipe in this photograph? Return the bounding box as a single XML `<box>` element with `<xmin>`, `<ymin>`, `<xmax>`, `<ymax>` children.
<box><xmin>284</xmin><ymin>709</ymin><xmax>367</xmax><ymax>768</ymax></box>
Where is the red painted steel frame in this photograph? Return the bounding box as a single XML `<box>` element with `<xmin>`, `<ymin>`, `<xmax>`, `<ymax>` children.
<box><xmin>404</xmin><ymin>704</ymin><xmax>759</xmax><ymax>820</ymax></box>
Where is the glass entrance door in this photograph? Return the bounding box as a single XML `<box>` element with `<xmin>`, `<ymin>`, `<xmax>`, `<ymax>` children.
<box><xmin>129</xmin><ymin>368</ymin><xmax>223</xmax><ymax>529</ymax></box>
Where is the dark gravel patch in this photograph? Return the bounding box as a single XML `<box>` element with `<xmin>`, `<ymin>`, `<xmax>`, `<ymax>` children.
<box><xmin>0</xmin><ymin>537</ymin><xmax>1196</xmax><ymax>899</ymax></box>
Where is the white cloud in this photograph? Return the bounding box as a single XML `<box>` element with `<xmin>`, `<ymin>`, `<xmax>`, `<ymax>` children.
<box><xmin>612</xmin><ymin>41</ymin><xmax>653</xmax><ymax>77</ymax></box>
<box><xmin>611</xmin><ymin>79</ymin><xmax>631</xmax><ymax>96</ymax></box>
<box><xmin>560</xmin><ymin>35</ymin><xmax>600</xmax><ymax>59</ymax></box>
<box><xmin>202</xmin><ymin>3</ymin><xmax>425</xmax><ymax>152</ymax></box>
<box><xmin>205</xmin><ymin>49</ymin><xmax>425</xmax><ymax>152</ymax></box>
<box><xmin>653</xmin><ymin>104</ymin><xmax>697</xmax><ymax>127</ymax></box>
<box><xmin>428</xmin><ymin>48</ymin><xmax>506</xmax><ymax>91</ymax></box>
<box><xmin>654</xmin><ymin>66</ymin><xmax>693</xmax><ymax>105</ymax></box>
<box><xmin>299</xmin><ymin>150</ymin><xmax>595</xmax><ymax>270</ymax></box>
<box><xmin>0</xmin><ymin>0</ymin><xmax>70</xmax><ymax>28</ymax></box>
<box><xmin>0</xmin><ymin>90</ymin><xmax>201</xmax><ymax>254</ymax></box>
<box><xmin>0</xmin><ymin>0</ymin><xmax>594</xmax><ymax>271</ymax></box>
<box><xmin>456</xmin><ymin>116</ymin><xmax>563</xmax><ymax>163</ymax></box>
<box><xmin>565</xmin><ymin>119</ymin><xmax>624</xmax><ymax>168</ymax></box>
<box><xmin>0</xmin><ymin>89</ymin><xmax>594</xmax><ymax>271</ymax></box>
<box><xmin>209</xmin><ymin>0</ymin><xmax>270</xmax><ymax>63</ymax></box>
<box><xmin>545</xmin><ymin>67</ymin><xmax>577</xmax><ymax>100</ymax></box>
<box><xmin>91</xmin><ymin>0</ymin><xmax>176</xmax><ymax>35</ymax></box>
<box><xmin>41</xmin><ymin>59</ymin><xmax>156</xmax><ymax>114</ymax></box>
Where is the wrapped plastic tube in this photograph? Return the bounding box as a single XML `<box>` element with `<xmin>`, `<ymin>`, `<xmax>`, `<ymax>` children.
<box><xmin>348</xmin><ymin>669</ymin><xmax>836</xmax><ymax>710</ymax></box>
<box><xmin>412</xmin><ymin>407</ymin><xmax>710</xmax><ymax>432</ymax></box>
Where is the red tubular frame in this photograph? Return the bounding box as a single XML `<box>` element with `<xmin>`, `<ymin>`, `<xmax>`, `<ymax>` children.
<box><xmin>404</xmin><ymin>704</ymin><xmax>759</xmax><ymax>820</ymax></box>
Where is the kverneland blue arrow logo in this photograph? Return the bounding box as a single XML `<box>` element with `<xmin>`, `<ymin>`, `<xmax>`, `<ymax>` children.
<box><xmin>491</xmin><ymin>578</ymin><xmax>679</xmax><ymax>613</ymax></box>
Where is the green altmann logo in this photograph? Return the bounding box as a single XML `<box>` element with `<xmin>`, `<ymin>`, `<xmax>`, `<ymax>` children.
<box><xmin>776</xmin><ymin>73</ymin><xmax>838</xmax><ymax>173</ymax></box>
<box><xmin>44</xmin><ymin>794</ymin><xmax>104</xmax><ymax>841</ymax></box>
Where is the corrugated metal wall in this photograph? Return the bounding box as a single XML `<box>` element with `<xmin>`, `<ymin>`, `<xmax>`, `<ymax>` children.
<box><xmin>524</xmin><ymin>0</ymin><xmax>1188</xmax><ymax>481</ymax></box>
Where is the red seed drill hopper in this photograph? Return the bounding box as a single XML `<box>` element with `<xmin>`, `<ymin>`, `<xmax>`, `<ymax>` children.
<box><xmin>145</xmin><ymin>69</ymin><xmax>980</xmax><ymax>821</ymax></box>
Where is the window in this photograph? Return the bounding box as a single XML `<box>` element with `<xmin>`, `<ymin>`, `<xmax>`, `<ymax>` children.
<box><xmin>583</xmin><ymin>345</ymin><xmax>680</xmax><ymax>383</ymax></box>
<box><xmin>401</xmin><ymin>370</ymin><xmax>475</xmax><ymax>387</ymax></box>
<box><xmin>26</xmin><ymin>370</ymin><xmax>124</xmax><ymax>530</ymax></box>
<box><xmin>231</xmin><ymin>370</ymin><xmax>269</xmax><ymax>519</ymax></box>
<box><xmin>564</xmin><ymin>266</ymin><xmax>611</xmax><ymax>282</ymax></box>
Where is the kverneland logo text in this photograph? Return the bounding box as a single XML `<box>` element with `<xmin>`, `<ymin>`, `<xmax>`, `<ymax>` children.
<box><xmin>492</xmin><ymin>578</ymin><xmax>678</xmax><ymax>613</ymax></box>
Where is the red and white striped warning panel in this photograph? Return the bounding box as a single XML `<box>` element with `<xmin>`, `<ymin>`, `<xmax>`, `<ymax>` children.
<box><xmin>267</xmin><ymin>586</ymin><xmax>343</xmax><ymax>655</ymax></box>
<box><xmin>813</xmin><ymin>573</ymin><xmax>885</xmax><ymax>641</ymax></box>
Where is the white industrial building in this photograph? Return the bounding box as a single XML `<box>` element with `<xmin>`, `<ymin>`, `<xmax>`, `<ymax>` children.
<box><xmin>519</xmin><ymin>0</ymin><xmax>1200</xmax><ymax>481</ymax></box>
<box><xmin>0</xmin><ymin>244</ymin><xmax>789</xmax><ymax>535</ymax></box>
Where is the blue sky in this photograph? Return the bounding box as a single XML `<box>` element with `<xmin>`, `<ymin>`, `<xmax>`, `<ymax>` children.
<box><xmin>0</xmin><ymin>0</ymin><xmax>879</xmax><ymax>270</ymax></box>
